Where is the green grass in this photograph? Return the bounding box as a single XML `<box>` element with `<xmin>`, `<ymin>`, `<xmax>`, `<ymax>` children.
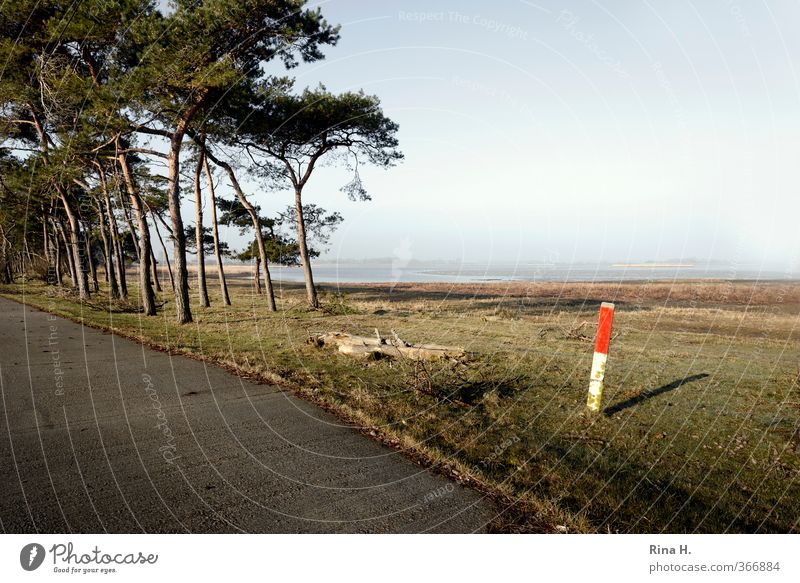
<box><xmin>3</xmin><ymin>276</ymin><xmax>799</xmax><ymax>533</ymax></box>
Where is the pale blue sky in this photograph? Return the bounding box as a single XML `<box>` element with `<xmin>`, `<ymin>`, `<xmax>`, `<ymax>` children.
<box><xmin>205</xmin><ymin>1</ymin><xmax>800</xmax><ymax>268</ymax></box>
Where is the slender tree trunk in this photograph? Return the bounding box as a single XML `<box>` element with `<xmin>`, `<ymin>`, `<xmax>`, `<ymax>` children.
<box><xmin>95</xmin><ymin>198</ymin><xmax>119</xmax><ymax>299</ymax></box>
<box><xmin>253</xmin><ymin>226</ymin><xmax>275</xmax><ymax>309</ymax></box>
<box><xmin>43</xmin><ymin>216</ymin><xmax>57</xmax><ymax>285</ymax></box>
<box><xmin>57</xmin><ymin>190</ymin><xmax>90</xmax><ymax>300</ymax></box>
<box><xmin>149</xmin><ymin>245</ymin><xmax>162</xmax><ymax>292</ymax></box>
<box><xmin>54</xmin><ymin>246</ymin><xmax>62</xmax><ymax>285</ymax></box>
<box><xmin>42</xmin><ymin>213</ymin><xmax>50</xmax><ymax>266</ymax></box>
<box><xmin>22</xmin><ymin>239</ymin><xmax>33</xmax><ymax>275</ymax></box>
<box><xmin>206</xmin><ymin>153</ymin><xmax>275</xmax><ymax>310</ymax></box>
<box><xmin>160</xmin><ymin>94</ymin><xmax>208</xmax><ymax>323</ymax></box>
<box><xmin>83</xmin><ymin>221</ymin><xmax>100</xmax><ymax>292</ymax></box>
<box><xmin>0</xmin><ymin>228</ymin><xmax>12</xmax><ymax>284</ymax></box>
<box><xmin>56</xmin><ymin>220</ymin><xmax>77</xmax><ymax>285</ymax></box>
<box><xmin>294</xmin><ymin>187</ymin><xmax>318</xmax><ymax>308</ymax></box>
<box><xmin>100</xmin><ymin>229</ymin><xmax>109</xmax><ymax>282</ymax></box>
<box><xmin>152</xmin><ymin>214</ymin><xmax>175</xmax><ymax>292</ymax></box>
<box><xmin>166</xmin><ymin>122</ymin><xmax>197</xmax><ymax>324</ymax></box>
<box><xmin>101</xmin><ymin>183</ymin><xmax>127</xmax><ymax>298</ymax></box>
<box><xmin>116</xmin><ymin>146</ymin><xmax>156</xmax><ymax>316</ymax></box>
<box><xmin>92</xmin><ymin>195</ymin><xmax>110</xmax><ymax>287</ymax></box>
<box><xmin>167</xmin><ymin>135</ymin><xmax>192</xmax><ymax>323</ymax></box>
<box><xmin>193</xmin><ymin>152</ymin><xmax>209</xmax><ymax>307</ymax></box>
<box><xmin>254</xmin><ymin>257</ymin><xmax>262</xmax><ymax>294</ymax></box>
<box><xmin>119</xmin><ymin>192</ymin><xmax>140</xmax><ymax>260</ymax></box>
<box><xmin>51</xmin><ymin>222</ymin><xmax>63</xmax><ymax>286</ymax></box>
<box><xmin>202</xmin><ymin>147</ymin><xmax>230</xmax><ymax>305</ymax></box>
<box><xmin>67</xmin><ymin>212</ymin><xmax>89</xmax><ymax>298</ymax></box>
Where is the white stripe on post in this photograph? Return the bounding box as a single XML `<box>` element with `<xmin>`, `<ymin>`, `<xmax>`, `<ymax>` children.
<box><xmin>586</xmin><ymin>302</ymin><xmax>615</xmax><ymax>414</ymax></box>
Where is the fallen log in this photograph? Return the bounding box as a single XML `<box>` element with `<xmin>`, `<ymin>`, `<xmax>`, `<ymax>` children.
<box><xmin>308</xmin><ymin>331</ymin><xmax>466</xmax><ymax>361</ymax></box>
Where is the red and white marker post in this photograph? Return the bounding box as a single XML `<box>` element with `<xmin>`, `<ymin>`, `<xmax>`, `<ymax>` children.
<box><xmin>586</xmin><ymin>302</ymin><xmax>615</xmax><ymax>414</ymax></box>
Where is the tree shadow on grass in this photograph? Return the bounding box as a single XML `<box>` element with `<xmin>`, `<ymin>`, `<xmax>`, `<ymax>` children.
<box><xmin>603</xmin><ymin>373</ymin><xmax>709</xmax><ymax>417</ymax></box>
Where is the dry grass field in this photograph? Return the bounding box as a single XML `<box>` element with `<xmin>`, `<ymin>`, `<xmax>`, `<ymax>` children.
<box><xmin>3</xmin><ymin>275</ymin><xmax>799</xmax><ymax>533</ymax></box>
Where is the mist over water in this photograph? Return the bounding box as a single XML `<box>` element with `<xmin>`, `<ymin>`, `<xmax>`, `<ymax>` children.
<box><xmin>262</xmin><ymin>261</ymin><xmax>799</xmax><ymax>284</ymax></box>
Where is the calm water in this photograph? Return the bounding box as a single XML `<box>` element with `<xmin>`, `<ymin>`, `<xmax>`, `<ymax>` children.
<box><xmin>256</xmin><ymin>262</ymin><xmax>799</xmax><ymax>284</ymax></box>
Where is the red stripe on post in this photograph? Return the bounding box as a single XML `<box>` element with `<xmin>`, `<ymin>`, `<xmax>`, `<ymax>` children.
<box><xmin>594</xmin><ymin>302</ymin><xmax>615</xmax><ymax>355</ymax></box>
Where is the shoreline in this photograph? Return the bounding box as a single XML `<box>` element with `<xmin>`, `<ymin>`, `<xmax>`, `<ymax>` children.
<box><xmin>151</xmin><ymin>270</ymin><xmax>800</xmax><ymax>306</ymax></box>
<box><xmin>310</xmin><ymin>279</ymin><xmax>800</xmax><ymax>307</ymax></box>
<box><xmin>185</xmin><ymin>267</ymin><xmax>800</xmax><ymax>284</ymax></box>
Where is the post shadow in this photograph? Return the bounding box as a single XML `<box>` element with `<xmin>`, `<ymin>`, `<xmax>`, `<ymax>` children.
<box><xmin>603</xmin><ymin>373</ymin><xmax>709</xmax><ymax>417</ymax></box>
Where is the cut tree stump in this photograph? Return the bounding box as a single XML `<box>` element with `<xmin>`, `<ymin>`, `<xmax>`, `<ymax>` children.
<box><xmin>308</xmin><ymin>331</ymin><xmax>466</xmax><ymax>361</ymax></box>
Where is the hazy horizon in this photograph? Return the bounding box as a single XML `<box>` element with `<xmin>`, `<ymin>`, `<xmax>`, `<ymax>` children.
<box><xmin>179</xmin><ymin>255</ymin><xmax>800</xmax><ymax>284</ymax></box>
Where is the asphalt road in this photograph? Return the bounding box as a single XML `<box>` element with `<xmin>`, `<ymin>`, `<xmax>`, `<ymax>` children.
<box><xmin>0</xmin><ymin>297</ymin><xmax>493</xmax><ymax>533</ymax></box>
